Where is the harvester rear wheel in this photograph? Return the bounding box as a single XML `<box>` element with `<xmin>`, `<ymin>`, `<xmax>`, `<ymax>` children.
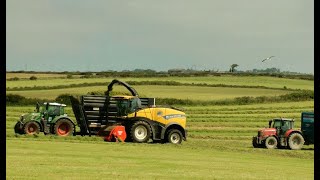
<box><xmin>23</xmin><ymin>121</ymin><xmax>40</xmax><ymax>135</ymax></box>
<box><xmin>130</xmin><ymin>121</ymin><xmax>151</xmax><ymax>143</ymax></box>
<box><xmin>265</xmin><ymin>136</ymin><xmax>277</xmax><ymax>149</ymax></box>
<box><xmin>167</xmin><ymin>129</ymin><xmax>183</xmax><ymax>144</ymax></box>
<box><xmin>54</xmin><ymin>119</ymin><xmax>74</xmax><ymax>136</ymax></box>
<box><xmin>288</xmin><ymin>133</ymin><xmax>304</xmax><ymax>150</ymax></box>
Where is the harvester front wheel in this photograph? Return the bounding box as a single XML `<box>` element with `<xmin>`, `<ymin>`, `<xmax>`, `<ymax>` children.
<box><xmin>288</xmin><ymin>133</ymin><xmax>304</xmax><ymax>150</ymax></box>
<box><xmin>130</xmin><ymin>121</ymin><xmax>151</xmax><ymax>143</ymax></box>
<box><xmin>167</xmin><ymin>129</ymin><xmax>183</xmax><ymax>144</ymax></box>
<box><xmin>23</xmin><ymin>121</ymin><xmax>40</xmax><ymax>135</ymax></box>
<box><xmin>54</xmin><ymin>119</ymin><xmax>74</xmax><ymax>136</ymax></box>
<box><xmin>265</xmin><ymin>136</ymin><xmax>277</xmax><ymax>149</ymax></box>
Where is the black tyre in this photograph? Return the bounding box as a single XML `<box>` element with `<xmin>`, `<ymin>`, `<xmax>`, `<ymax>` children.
<box><xmin>130</xmin><ymin>121</ymin><xmax>151</xmax><ymax>143</ymax></box>
<box><xmin>124</xmin><ymin>123</ymin><xmax>133</xmax><ymax>142</ymax></box>
<box><xmin>288</xmin><ymin>133</ymin><xmax>304</xmax><ymax>150</ymax></box>
<box><xmin>252</xmin><ymin>137</ymin><xmax>259</xmax><ymax>148</ymax></box>
<box><xmin>167</xmin><ymin>129</ymin><xmax>183</xmax><ymax>144</ymax></box>
<box><xmin>23</xmin><ymin>121</ymin><xmax>40</xmax><ymax>135</ymax></box>
<box><xmin>54</xmin><ymin>119</ymin><xmax>74</xmax><ymax>136</ymax></box>
<box><xmin>14</xmin><ymin>122</ymin><xmax>23</xmax><ymax>134</ymax></box>
<box><xmin>265</xmin><ymin>136</ymin><xmax>277</xmax><ymax>149</ymax></box>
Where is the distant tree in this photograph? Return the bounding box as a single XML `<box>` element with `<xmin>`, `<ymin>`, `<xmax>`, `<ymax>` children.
<box><xmin>29</xmin><ymin>76</ymin><xmax>37</xmax><ymax>80</ymax></box>
<box><xmin>8</xmin><ymin>77</ymin><xmax>19</xmax><ymax>81</ymax></box>
<box><xmin>230</xmin><ymin>64</ymin><xmax>239</xmax><ymax>72</ymax></box>
<box><xmin>66</xmin><ymin>74</ymin><xmax>73</xmax><ymax>79</ymax></box>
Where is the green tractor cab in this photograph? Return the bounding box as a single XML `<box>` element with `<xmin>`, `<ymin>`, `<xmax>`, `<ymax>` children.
<box><xmin>14</xmin><ymin>102</ymin><xmax>75</xmax><ymax>136</ymax></box>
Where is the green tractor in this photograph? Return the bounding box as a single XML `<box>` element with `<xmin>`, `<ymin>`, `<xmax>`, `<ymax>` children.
<box><xmin>14</xmin><ymin>102</ymin><xmax>75</xmax><ymax>136</ymax></box>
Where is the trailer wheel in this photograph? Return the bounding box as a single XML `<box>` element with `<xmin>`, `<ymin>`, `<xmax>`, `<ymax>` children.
<box><xmin>130</xmin><ymin>121</ymin><xmax>151</xmax><ymax>143</ymax></box>
<box><xmin>23</xmin><ymin>121</ymin><xmax>40</xmax><ymax>135</ymax></box>
<box><xmin>265</xmin><ymin>136</ymin><xmax>277</xmax><ymax>149</ymax></box>
<box><xmin>288</xmin><ymin>133</ymin><xmax>304</xmax><ymax>150</ymax></box>
<box><xmin>54</xmin><ymin>119</ymin><xmax>74</xmax><ymax>136</ymax></box>
<box><xmin>167</xmin><ymin>129</ymin><xmax>183</xmax><ymax>144</ymax></box>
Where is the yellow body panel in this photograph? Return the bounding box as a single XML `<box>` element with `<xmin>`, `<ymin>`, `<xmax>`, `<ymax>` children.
<box><xmin>127</xmin><ymin>107</ymin><xmax>186</xmax><ymax>128</ymax></box>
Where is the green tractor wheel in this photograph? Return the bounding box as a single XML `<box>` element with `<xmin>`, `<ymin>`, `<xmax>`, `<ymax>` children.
<box><xmin>23</xmin><ymin>121</ymin><xmax>40</xmax><ymax>135</ymax></box>
<box><xmin>54</xmin><ymin>119</ymin><xmax>74</xmax><ymax>136</ymax></box>
<box><xmin>14</xmin><ymin>122</ymin><xmax>23</xmax><ymax>134</ymax></box>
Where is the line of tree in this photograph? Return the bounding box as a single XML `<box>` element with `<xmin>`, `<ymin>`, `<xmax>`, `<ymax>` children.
<box><xmin>6</xmin><ymin>67</ymin><xmax>313</xmax><ymax>80</ymax></box>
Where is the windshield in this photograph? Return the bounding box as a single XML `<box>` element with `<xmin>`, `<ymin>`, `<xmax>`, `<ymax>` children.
<box><xmin>116</xmin><ymin>98</ymin><xmax>141</xmax><ymax>116</ymax></box>
<box><xmin>40</xmin><ymin>106</ymin><xmax>45</xmax><ymax>113</ymax></box>
<box><xmin>48</xmin><ymin>106</ymin><xmax>61</xmax><ymax>116</ymax></box>
<box><xmin>273</xmin><ymin>120</ymin><xmax>282</xmax><ymax>128</ymax></box>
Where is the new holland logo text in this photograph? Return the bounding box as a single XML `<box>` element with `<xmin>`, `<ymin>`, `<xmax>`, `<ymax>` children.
<box><xmin>163</xmin><ymin>114</ymin><xmax>186</xmax><ymax>120</ymax></box>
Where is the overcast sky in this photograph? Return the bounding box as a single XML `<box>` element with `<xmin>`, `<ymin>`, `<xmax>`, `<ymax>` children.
<box><xmin>6</xmin><ymin>0</ymin><xmax>314</xmax><ymax>73</ymax></box>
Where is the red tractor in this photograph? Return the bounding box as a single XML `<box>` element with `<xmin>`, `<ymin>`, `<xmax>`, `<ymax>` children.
<box><xmin>252</xmin><ymin>117</ymin><xmax>307</xmax><ymax>150</ymax></box>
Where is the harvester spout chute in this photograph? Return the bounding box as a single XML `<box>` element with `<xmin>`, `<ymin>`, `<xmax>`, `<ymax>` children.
<box><xmin>105</xmin><ymin>79</ymin><xmax>139</xmax><ymax>97</ymax></box>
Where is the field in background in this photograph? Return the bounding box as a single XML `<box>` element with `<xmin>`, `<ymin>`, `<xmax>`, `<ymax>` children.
<box><xmin>6</xmin><ymin>73</ymin><xmax>314</xmax><ymax>179</ymax></box>
<box><xmin>7</xmin><ymin>85</ymin><xmax>292</xmax><ymax>100</ymax></box>
<box><xmin>6</xmin><ymin>72</ymin><xmax>82</xmax><ymax>79</ymax></box>
<box><xmin>6</xmin><ymin>76</ymin><xmax>313</xmax><ymax>90</ymax></box>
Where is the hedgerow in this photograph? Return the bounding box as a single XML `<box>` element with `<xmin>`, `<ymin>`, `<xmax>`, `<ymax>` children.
<box><xmin>6</xmin><ymin>90</ymin><xmax>313</xmax><ymax>106</ymax></box>
<box><xmin>6</xmin><ymin>80</ymin><xmax>296</xmax><ymax>91</ymax></box>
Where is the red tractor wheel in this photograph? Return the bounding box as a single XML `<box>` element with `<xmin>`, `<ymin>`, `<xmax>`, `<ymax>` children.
<box><xmin>288</xmin><ymin>133</ymin><xmax>305</xmax><ymax>150</ymax></box>
<box><xmin>264</xmin><ymin>136</ymin><xmax>277</xmax><ymax>149</ymax></box>
<box><xmin>23</xmin><ymin>121</ymin><xmax>40</xmax><ymax>135</ymax></box>
<box><xmin>252</xmin><ymin>137</ymin><xmax>259</xmax><ymax>148</ymax></box>
<box><xmin>54</xmin><ymin>119</ymin><xmax>74</xmax><ymax>136</ymax></box>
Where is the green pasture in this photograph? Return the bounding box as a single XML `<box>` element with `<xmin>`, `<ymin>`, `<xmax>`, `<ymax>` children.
<box><xmin>6</xmin><ymin>74</ymin><xmax>314</xmax><ymax>179</ymax></box>
<box><xmin>6</xmin><ymin>76</ymin><xmax>314</xmax><ymax>90</ymax></box>
<box><xmin>7</xmin><ymin>85</ymin><xmax>292</xmax><ymax>101</ymax></box>
<box><xmin>6</xmin><ymin>100</ymin><xmax>314</xmax><ymax>179</ymax></box>
<box><xmin>6</xmin><ymin>101</ymin><xmax>314</xmax><ymax>135</ymax></box>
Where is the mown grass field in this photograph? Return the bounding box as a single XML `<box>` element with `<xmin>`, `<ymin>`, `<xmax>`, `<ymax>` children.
<box><xmin>6</xmin><ymin>101</ymin><xmax>314</xmax><ymax>179</ymax></box>
<box><xmin>6</xmin><ymin>74</ymin><xmax>314</xmax><ymax>179</ymax></box>
<box><xmin>6</xmin><ymin>138</ymin><xmax>313</xmax><ymax>180</ymax></box>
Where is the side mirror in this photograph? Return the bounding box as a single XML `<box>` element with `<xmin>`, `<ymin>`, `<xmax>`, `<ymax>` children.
<box><xmin>268</xmin><ymin>120</ymin><xmax>272</xmax><ymax>128</ymax></box>
<box><xmin>36</xmin><ymin>102</ymin><xmax>40</xmax><ymax>112</ymax></box>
